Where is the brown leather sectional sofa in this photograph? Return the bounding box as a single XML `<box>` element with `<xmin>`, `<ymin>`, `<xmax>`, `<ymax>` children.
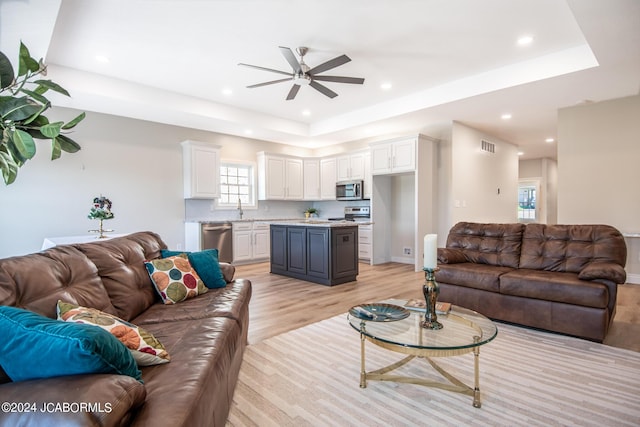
<box><xmin>436</xmin><ymin>222</ymin><xmax>627</xmax><ymax>342</ymax></box>
<box><xmin>0</xmin><ymin>231</ymin><xmax>251</xmax><ymax>427</ymax></box>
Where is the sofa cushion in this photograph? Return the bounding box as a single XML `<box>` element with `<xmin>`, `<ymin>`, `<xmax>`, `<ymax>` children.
<box><xmin>0</xmin><ymin>306</ymin><xmax>142</xmax><ymax>382</ymax></box>
<box><xmin>445</xmin><ymin>222</ymin><xmax>525</xmax><ymax>268</ymax></box>
<box><xmin>0</xmin><ymin>245</ymin><xmax>118</xmax><ymax>318</ymax></box>
<box><xmin>73</xmin><ymin>232</ymin><xmax>167</xmax><ymax>321</ymax></box>
<box><xmin>133</xmin><ymin>315</ymin><xmax>246</xmax><ymax>427</ymax></box>
<box><xmin>519</xmin><ymin>224</ymin><xmax>627</xmax><ymax>278</ymax></box>
<box><xmin>499</xmin><ymin>269</ymin><xmax>609</xmax><ymax>308</ymax></box>
<box><xmin>132</xmin><ymin>279</ymin><xmax>252</xmax><ymax>326</ymax></box>
<box><xmin>161</xmin><ymin>249</ymin><xmax>227</xmax><ymax>289</ymax></box>
<box><xmin>0</xmin><ymin>374</ymin><xmax>146</xmax><ymax>427</ymax></box>
<box><xmin>435</xmin><ymin>263</ymin><xmax>514</xmax><ymax>292</ymax></box>
<box><xmin>145</xmin><ymin>255</ymin><xmax>208</xmax><ymax>304</ymax></box>
<box><xmin>57</xmin><ymin>301</ymin><xmax>170</xmax><ymax>366</ymax></box>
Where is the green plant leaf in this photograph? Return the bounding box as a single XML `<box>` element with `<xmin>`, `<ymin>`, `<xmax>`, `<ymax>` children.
<box><xmin>0</xmin><ymin>96</ymin><xmax>40</xmax><ymax>121</ymax></box>
<box><xmin>19</xmin><ymin>88</ymin><xmax>50</xmax><ymax>106</ymax></box>
<box><xmin>33</xmin><ymin>79</ymin><xmax>70</xmax><ymax>97</ymax></box>
<box><xmin>40</xmin><ymin>121</ymin><xmax>63</xmax><ymax>138</ymax></box>
<box><xmin>17</xmin><ymin>42</ymin><xmax>40</xmax><ymax>77</ymax></box>
<box><xmin>0</xmin><ymin>51</ymin><xmax>15</xmax><ymax>90</ymax></box>
<box><xmin>55</xmin><ymin>134</ymin><xmax>81</xmax><ymax>153</ymax></box>
<box><xmin>61</xmin><ymin>112</ymin><xmax>86</xmax><ymax>130</ymax></box>
<box><xmin>51</xmin><ymin>138</ymin><xmax>61</xmax><ymax>160</ymax></box>
<box><xmin>0</xmin><ymin>150</ymin><xmax>19</xmax><ymax>185</ymax></box>
<box><xmin>10</xmin><ymin>129</ymin><xmax>36</xmax><ymax>160</ymax></box>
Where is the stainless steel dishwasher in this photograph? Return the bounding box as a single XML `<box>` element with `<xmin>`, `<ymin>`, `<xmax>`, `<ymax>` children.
<box><xmin>201</xmin><ymin>222</ymin><xmax>233</xmax><ymax>263</ymax></box>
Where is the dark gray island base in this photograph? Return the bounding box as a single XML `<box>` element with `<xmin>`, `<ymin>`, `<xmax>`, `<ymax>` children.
<box><xmin>270</xmin><ymin>223</ymin><xmax>359</xmax><ymax>285</ymax></box>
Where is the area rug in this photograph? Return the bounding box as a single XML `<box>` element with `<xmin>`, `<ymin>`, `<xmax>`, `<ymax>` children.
<box><xmin>227</xmin><ymin>314</ymin><xmax>640</xmax><ymax>426</ymax></box>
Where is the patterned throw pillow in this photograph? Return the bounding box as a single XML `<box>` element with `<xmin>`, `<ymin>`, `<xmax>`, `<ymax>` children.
<box><xmin>144</xmin><ymin>254</ymin><xmax>207</xmax><ymax>304</ymax></box>
<box><xmin>57</xmin><ymin>301</ymin><xmax>170</xmax><ymax>366</ymax></box>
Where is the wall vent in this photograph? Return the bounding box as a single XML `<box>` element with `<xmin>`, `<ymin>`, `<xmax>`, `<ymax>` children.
<box><xmin>481</xmin><ymin>140</ymin><xmax>495</xmax><ymax>153</ymax></box>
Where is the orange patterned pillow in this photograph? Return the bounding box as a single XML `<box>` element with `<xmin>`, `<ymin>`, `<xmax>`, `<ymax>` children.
<box><xmin>57</xmin><ymin>301</ymin><xmax>170</xmax><ymax>366</ymax></box>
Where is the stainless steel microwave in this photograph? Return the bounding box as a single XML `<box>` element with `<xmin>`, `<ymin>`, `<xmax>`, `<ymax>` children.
<box><xmin>336</xmin><ymin>180</ymin><xmax>364</xmax><ymax>201</ymax></box>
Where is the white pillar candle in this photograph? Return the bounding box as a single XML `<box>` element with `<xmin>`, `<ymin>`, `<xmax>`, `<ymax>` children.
<box><xmin>423</xmin><ymin>234</ymin><xmax>437</xmax><ymax>269</ymax></box>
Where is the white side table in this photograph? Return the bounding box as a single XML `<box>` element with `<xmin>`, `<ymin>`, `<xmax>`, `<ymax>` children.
<box><xmin>42</xmin><ymin>234</ymin><xmax>125</xmax><ymax>250</ymax></box>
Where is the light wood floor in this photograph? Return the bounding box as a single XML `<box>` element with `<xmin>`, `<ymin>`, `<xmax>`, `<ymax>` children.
<box><xmin>234</xmin><ymin>261</ymin><xmax>640</xmax><ymax>352</ymax></box>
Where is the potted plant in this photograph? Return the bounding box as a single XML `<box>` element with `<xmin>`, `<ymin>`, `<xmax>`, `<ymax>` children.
<box><xmin>0</xmin><ymin>42</ymin><xmax>85</xmax><ymax>185</ymax></box>
<box><xmin>88</xmin><ymin>196</ymin><xmax>114</xmax><ymax>238</ymax></box>
<box><xmin>304</xmin><ymin>207</ymin><xmax>318</xmax><ymax>218</ymax></box>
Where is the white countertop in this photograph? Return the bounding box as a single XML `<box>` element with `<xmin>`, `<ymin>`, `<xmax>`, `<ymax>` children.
<box><xmin>186</xmin><ymin>218</ymin><xmax>372</xmax><ymax>226</ymax></box>
<box><xmin>268</xmin><ymin>219</ymin><xmax>372</xmax><ymax>227</ymax></box>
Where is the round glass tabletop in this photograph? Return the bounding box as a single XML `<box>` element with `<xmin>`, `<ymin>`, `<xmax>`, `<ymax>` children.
<box><xmin>348</xmin><ymin>304</ymin><xmax>498</xmax><ymax>351</ymax></box>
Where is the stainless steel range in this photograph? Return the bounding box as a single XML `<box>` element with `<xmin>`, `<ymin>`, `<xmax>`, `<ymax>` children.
<box><xmin>329</xmin><ymin>206</ymin><xmax>370</xmax><ymax>222</ymax></box>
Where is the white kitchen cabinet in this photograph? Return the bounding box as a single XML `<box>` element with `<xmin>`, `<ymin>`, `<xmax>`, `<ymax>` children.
<box><xmin>320</xmin><ymin>157</ymin><xmax>337</xmax><ymax>200</ymax></box>
<box><xmin>181</xmin><ymin>140</ymin><xmax>221</xmax><ymax>199</ymax></box>
<box><xmin>358</xmin><ymin>224</ymin><xmax>372</xmax><ymax>261</ymax></box>
<box><xmin>257</xmin><ymin>152</ymin><xmax>304</xmax><ymax>200</ymax></box>
<box><xmin>370</xmin><ymin>137</ymin><xmax>416</xmax><ymax>175</ymax></box>
<box><xmin>232</xmin><ymin>221</ymin><xmax>270</xmax><ymax>263</ymax></box>
<box><xmin>303</xmin><ymin>159</ymin><xmax>320</xmax><ymax>200</ymax></box>
<box><xmin>363</xmin><ymin>151</ymin><xmax>372</xmax><ymax>199</ymax></box>
<box><xmin>336</xmin><ymin>151</ymin><xmax>366</xmax><ymax>181</ymax></box>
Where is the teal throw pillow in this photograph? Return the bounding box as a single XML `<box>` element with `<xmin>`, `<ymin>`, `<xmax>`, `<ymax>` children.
<box><xmin>0</xmin><ymin>306</ymin><xmax>142</xmax><ymax>383</ymax></box>
<box><xmin>161</xmin><ymin>249</ymin><xmax>227</xmax><ymax>289</ymax></box>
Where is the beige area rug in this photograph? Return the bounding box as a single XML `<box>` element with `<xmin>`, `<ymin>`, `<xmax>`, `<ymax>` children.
<box><xmin>227</xmin><ymin>314</ymin><xmax>640</xmax><ymax>426</ymax></box>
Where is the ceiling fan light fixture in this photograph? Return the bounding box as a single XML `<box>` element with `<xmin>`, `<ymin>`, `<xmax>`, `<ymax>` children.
<box><xmin>294</xmin><ymin>72</ymin><xmax>311</xmax><ymax>85</ymax></box>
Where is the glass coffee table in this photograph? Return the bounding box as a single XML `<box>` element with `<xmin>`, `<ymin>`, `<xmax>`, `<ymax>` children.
<box><xmin>348</xmin><ymin>300</ymin><xmax>498</xmax><ymax>408</ymax></box>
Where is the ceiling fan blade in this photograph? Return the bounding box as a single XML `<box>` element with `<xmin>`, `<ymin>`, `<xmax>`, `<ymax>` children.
<box><xmin>279</xmin><ymin>46</ymin><xmax>302</xmax><ymax>74</ymax></box>
<box><xmin>286</xmin><ymin>84</ymin><xmax>301</xmax><ymax>100</ymax></box>
<box><xmin>313</xmin><ymin>75</ymin><xmax>365</xmax><ymax>85</ymax></box>
<box><xmin>309</xmin><ymin>80</ymin><xmax>338</xmax><ymax>99</ymax></box>
<box><xmin>238</xmin><ymin>63</ymin><xmax>292</xmax><ymax>77</ymax></box>
<box><xmin>308</xmin><ymin>54</ymin><xmax>351</xmax><ymax>75</ymax></box>
<box><xmin>247</xmin><ymin>77</ymin><xmax>293</xmax><ymax>88</ymax></box>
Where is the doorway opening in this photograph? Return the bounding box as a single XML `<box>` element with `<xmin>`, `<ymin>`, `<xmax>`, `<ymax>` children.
<box><xmin>518</xmin><ymin>179</ymin><xmax>540</xmax><ymax>222</ymax></box>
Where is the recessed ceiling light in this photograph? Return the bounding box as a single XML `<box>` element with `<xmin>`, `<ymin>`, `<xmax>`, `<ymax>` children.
<box><xmin>517</xmin><ymin>35</ymin><xmax>534</xmax><ymax>46</ymax></box>
<box><xmin>95</xmin><ymin>55</ymin><xmax>110</xmax><ymax>63</ymax></box>
<box><xmin>302</xmin><ymin>109</ymin><xmax>311</xmax><ymax>116</ymax></box>
<box><xmin>380</xmin><ymin>82</ymin><xmax>392</xmax><ymax>90</ymax></box>
<box><xmin>517</xmin><ymin>151</ymin><xmax>524</xmax><ymax>156</ymax></box>
<box><xmin>545</xmin><ymin>138</ymin><xmax>555</xmax><ymax>143</ymax></box>
<box><xmin>501</xmin><ymin>113</ymin><xmax>512</xmax><ymax>120</ymax></box>
<box><xmin>222</xmin><ymin>88</ymin><xmax>233</xmax><ymax>96</ymax></box>
<box><xmin>244</xmin><ymin>129</ymin><xmax>252</xmax><ymax>135</ymax></box>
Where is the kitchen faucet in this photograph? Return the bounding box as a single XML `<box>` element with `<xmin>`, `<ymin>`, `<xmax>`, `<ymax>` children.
<box><xmin>237</xmin><ymin>198</ymin><xmax>244</xmax><ymax>219</ymax></box>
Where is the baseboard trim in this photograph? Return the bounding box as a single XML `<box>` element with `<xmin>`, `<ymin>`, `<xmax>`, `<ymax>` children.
<box><xmin>626</xmin><ymin>273</ymin><xmax>640</xmax><ymax>285</ymax></box>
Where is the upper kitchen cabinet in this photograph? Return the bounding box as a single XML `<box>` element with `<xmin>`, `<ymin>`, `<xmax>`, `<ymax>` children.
<box><xmin>303</xmin><ymin>159</ymin><xmax>320</xmax><ymax>200</ymax></box>
<box><xmin>181</xmin><ymin>140</ymin><xmax>221</xmax><ymax>199</ymax></box>
<box><xmin>320</xmin><ymin>157</ymin><xmax>337</xmax><ymax>200</ymax></box>
<box><xmin>337</xmin><ymin>151</ymin><xmax>366</xmax><ymax>181</ymax></box>
<box><xmin>257</xmin><ymin>152</ymin><xmax>304</xmax><ymax>200</ymax></box>
<box><xmin>370</xmin><ymin>136</ymin><xmax>416</xmax><ymax>175</ymax></box>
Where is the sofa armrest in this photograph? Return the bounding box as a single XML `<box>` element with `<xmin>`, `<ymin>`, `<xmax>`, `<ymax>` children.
<box><xmin>0</xmin><ymin>374</ymin><xmax>146</xmax><ymax>427</ymax></box>
<box><xmin>437</xmin><ymin>248</ymin><xmax>467</xmax><ymax>264</ymax></box>
<box><xmin>219</xmin><ymin>262</ymin><xmax>236</xmax><ymax>283</ymax></box>
<box><xmin>578</xmin><ymin>262</ymin><xmax>627</xmax><ymax>284</ymax></box>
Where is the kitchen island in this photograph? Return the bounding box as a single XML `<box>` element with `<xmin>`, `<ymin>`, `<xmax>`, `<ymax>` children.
<box><xmin>270</xmin><ymin>221</ymin><xmax>359</xmax><ymax>285</ymax></box>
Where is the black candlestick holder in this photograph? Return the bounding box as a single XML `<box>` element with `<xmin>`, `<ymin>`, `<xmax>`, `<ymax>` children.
<box><xmin>421</xmin><ymin>268</ymin><xmax>443</xmax><ymax>330</ymax></box>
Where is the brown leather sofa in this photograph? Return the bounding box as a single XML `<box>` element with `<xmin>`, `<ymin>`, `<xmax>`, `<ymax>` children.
<box><xmin>0</xmin><ymin>231</ymin><xmax>251</xmax><ymax>427</ymax></box>
<box><xmin>436</xmin><ymin>222</ymin><xmax>627</xmax><ymax>342</ymax></box>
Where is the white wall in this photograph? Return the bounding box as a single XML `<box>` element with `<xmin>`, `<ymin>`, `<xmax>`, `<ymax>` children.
<box><xmin>558</xmin><ymin>94</ymin><xmax>640</xmax><ymax>282</ymax></box>
<box><xmin>448</xmin><ymin>122</ymin><xmax>519</xmax><ymax>228</ymax></box>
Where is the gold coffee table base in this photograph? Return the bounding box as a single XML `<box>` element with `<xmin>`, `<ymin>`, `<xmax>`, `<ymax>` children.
<box><xmin>359</xmin><ymin>331</ymin><xmax>483</xmax><ymax>408</ymax></box>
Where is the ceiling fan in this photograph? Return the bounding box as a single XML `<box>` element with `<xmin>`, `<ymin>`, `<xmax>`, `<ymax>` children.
<box><xmin>238</xmin><ymin>46</ymin><xmax>365</xmax><ymax>100</ymax></box>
